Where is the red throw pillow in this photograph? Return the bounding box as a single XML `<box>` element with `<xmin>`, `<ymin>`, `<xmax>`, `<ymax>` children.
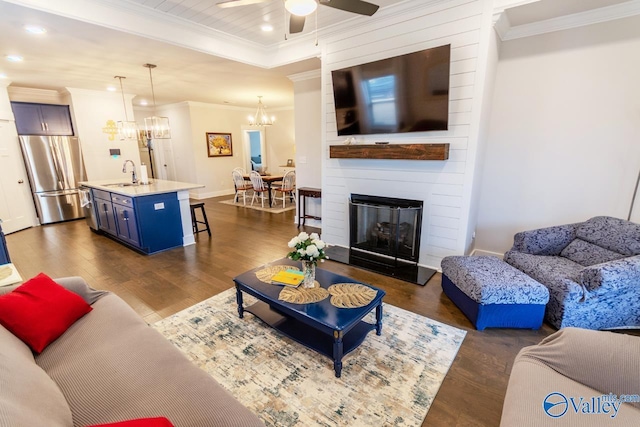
<box><xmin>88</xmin><ymin>418</ymin><xmax>174</xmax><ymax>427</ymax></box>
<box><xmin>0</xmin><ymin>273</ymin><xmax>92</xmax><ymax>353</ymax></box>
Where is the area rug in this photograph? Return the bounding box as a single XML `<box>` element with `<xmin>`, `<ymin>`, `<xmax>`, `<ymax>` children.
<box><xmin>153</xmin><ymin>288</ymin><xmax>466</xmax><ymax>427</ymax></box>
<box><xmin>219</xmin><ymin>198</ymin><xmax>296</xmax><ymax>213</ymax></box>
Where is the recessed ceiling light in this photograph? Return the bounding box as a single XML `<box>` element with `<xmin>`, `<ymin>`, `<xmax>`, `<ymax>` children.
<box><xmin>6</xmin><ymin>55</ymin><xmax>23</xmax><ymax>62</ymax></box>
<box><xmin>0</xmin><ymin>73</ymin><xmax>7</xmax><ymax>79</ymax></box>
<box><xmin>139</xmin><ymin>100</ymin><xmax>148</xmax><ymax>106</ymax></box>
<box><xmin>107</xmin><ymin>86</ymin><xmax>116</xmax><ymax>92</ymax></box>
<box><xmin>261</xmin><ymin>24</ymin><xmax>274</xmax><ymax>32</ymax></box>
<box><xmin>24</xmin><ymin>25</ymin><xmax>47</xmax><ymax>35</ymax></box>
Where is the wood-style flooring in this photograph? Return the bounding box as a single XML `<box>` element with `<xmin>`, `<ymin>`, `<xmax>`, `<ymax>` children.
<box><xmin>4</xmin><ymin>196</ymin><xmax>556</xmax><ymax>427</ymax></box>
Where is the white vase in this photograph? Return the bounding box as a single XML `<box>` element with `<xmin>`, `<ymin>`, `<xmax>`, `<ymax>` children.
<box><xmin>301</xmin><ymin>261</ymin><xmax>316</xmax><ymax>288</ymax></box>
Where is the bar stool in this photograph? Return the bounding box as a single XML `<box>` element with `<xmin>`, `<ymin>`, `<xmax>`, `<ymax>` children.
<box><xmin>190</xmin><ymin>202</ymin><xmax>211</xmax><ymax>237</ymax></box>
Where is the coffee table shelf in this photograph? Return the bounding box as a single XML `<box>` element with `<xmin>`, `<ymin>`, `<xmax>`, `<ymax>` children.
<box><xmin>245</xmin><ymin>301</ymin><xmax>377</xmax><ymax>361</ymax></box>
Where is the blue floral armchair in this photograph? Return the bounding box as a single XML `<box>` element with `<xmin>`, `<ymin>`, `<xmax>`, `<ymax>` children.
<box><xmin>504</xmin><ymin>216</ymin><xmax>640</xmax><ymax>329</ymax></box>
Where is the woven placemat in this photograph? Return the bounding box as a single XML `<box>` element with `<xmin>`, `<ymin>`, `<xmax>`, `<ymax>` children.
<box><xmin>328</xmin><ymin>283</ymin><xmax>378</xmax><ymax>308</ymax></box>
<box><xmin>278</xmin><ymin>282</ymin><xmax>329</xmax><ymax>304</ymax></box>
<box><xmin>0</xmin><ymin>265</ymin><xmax>11</xmax><ymax>281</ymax></box>
<box><xmin>255</xmin><ymin>265</ymin><xmax>301</xmax><ymax>284</ymax></box>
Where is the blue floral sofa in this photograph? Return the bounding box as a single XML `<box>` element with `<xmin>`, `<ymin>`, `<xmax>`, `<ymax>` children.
<box><xmin>504</xmin><ymin>216</ymin><xmax>640</xmax><ymax>330</ymax></box>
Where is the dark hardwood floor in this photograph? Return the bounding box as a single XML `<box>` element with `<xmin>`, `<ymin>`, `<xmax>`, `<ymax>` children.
<box><xmin>5</xmin><ymin>196</ymin><xmax>555</xmax><ymax>427</ymax></box>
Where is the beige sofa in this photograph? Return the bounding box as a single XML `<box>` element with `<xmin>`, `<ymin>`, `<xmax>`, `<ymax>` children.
<box><xmin>501</xmin><ymin>328</ymin><xmax>640</xmax><ymax>426</ymax></box>
<box><xmin>0</xmin><ymin>277</ymin><xmax>264</xmax><ymax>427</ymax></box>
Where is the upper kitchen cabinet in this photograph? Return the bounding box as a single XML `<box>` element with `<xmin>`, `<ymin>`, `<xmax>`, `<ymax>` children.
<box><xmin>11</xmin><ymin>102</ymin><xmax>74</xmax><ymax>136</ymax></box>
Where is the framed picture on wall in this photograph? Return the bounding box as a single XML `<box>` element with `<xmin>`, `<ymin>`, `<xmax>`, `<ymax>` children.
<box><xmin>206</xmin><ymin>132</ymin><xmax>233</xmax><ymax>157</ymax></box>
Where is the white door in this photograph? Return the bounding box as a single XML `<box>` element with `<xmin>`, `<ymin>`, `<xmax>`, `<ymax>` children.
<box><xmin>242</xmin><ymin>128</ymin><xmax>266</xmax><ymax>173</ymax></box>
<box><xmin>0</xmin><ymin>122</ymin><xmax>36</xmax><ymax>233</ymax></box>
<box><xmin>150</xmin><ymin>139</ymin><xmax>176</xmax><ymax>181</ymax></box>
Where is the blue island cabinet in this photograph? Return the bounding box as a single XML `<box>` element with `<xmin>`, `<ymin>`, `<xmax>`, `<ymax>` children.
<box><xmin>135</xmin><ymin>193</ymin><xmax>183</xmax><ymax>254</ymax></box>
<box><xmin>111</xmin><ymin>194</ymin><xmax>140</xmax><ymax>248</ymax></box>
<box><xmin>0</xmin><ymin>222</ymin><xmax>10</xmax><ymax>265</ymax></box>
<box><xmin>94</xmin><ymin>190</ymin><xmax>118</xmax><ymax>237</ymax></box>
<box><xmin>93</xmin><ymin>189</ymin><xmax>182</xmax><ymax>254</ymax></box>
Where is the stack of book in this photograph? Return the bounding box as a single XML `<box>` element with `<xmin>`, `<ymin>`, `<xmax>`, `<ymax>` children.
<box><xmin>271</xmin><ymin>269</ymin><xmax>304</xmax><ymax>287</ymax></box>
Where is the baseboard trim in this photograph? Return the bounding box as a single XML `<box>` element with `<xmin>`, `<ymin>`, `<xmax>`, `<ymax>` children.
<box><xmin>470</xmin><ymin>249</ymin><xmax>504</xmax><ymax>259</ymax></box>
<box><xmin>191</xmin><ymin>189</ymin><xmax>235</xmax><ymax>199</ymax></box>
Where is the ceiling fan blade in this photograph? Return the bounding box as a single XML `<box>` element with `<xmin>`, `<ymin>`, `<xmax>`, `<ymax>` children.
<box><xmin>290</xmin><ymin>15</ymin><xmax>306</xmax><ymax>34</ymax></box>
<box><xmin>320</xmin><ymin>0</ymin><xmax>379</xmax><ymax>16</ymax></box>
<box><xmin>217</xmin><ymin>0</ymin><xmax>269</xmax><ymax>8</ymax></box>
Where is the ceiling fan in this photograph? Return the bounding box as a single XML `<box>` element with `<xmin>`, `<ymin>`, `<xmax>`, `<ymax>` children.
<box><xmin>217</xmin><ymin>0</ymin><xmax>380</xmax><ymax>34</ymax></box>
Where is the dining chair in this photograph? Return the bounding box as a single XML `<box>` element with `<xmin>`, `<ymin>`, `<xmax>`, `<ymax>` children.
<box><xmin>233</xmin><ymin>167</ymin><xmax>246</xmax><ymax>175</ymax></box>
<box><xmin>232</xmin><ymin>170</ymin><xmax>253</xmax><ymax>205</ymax></box>
<box><xmin>249</xmin><ymin>171</ymin><xmax>270</xmax><ymax>208</ymax></box>
<box><xmin>272</xmin><ymin>170</ymin><xmax>296</xmax><ymax>208</ymax></box>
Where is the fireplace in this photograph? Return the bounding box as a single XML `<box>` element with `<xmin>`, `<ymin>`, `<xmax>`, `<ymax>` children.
<box><xmin>350</xmin><ymin>194</ymin><xmax>422</xmax><ymax>263</ymax></box>
<box><xmin>325</xmin><ymin>194</ymin><xmax>435</xmax><ymax>285</ymax></box>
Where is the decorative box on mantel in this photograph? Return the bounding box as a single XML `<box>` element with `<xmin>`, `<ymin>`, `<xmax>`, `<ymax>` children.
<box><xmin>329</xmin><ymin>143</ymin><xmax>449</xmax><ymax>160</ymax></box>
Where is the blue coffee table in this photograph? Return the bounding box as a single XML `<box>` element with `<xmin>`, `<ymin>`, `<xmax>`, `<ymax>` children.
<box><xmin>233</xmin><ymin>259</ymin><xmax>385</xmax><ymax>377</ymax></box>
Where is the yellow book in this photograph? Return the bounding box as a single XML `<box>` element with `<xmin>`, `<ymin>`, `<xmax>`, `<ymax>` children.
<box><xmin>271</xmin><ymin>270</ymin><xmax>304</xmax><ymax>287</ymax></box>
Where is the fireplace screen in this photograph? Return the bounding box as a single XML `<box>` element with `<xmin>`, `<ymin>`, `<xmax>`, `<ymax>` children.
<box><xmin>349</xmin><ymin>194</ymin><xmax>423</xmax><ymax>266</ymax></box>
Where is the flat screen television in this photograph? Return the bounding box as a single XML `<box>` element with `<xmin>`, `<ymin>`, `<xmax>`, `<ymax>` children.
<box><xmin>331</xmin><ymin>44</ymin><xmax>451</xmax><ymax>136</ymax></box>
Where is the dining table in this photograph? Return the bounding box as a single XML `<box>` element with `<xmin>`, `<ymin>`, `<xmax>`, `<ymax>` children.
<box><xmin>244</xmin><ymin>174</ymin><xmax>283</xmax><ymax>207</ymax></box>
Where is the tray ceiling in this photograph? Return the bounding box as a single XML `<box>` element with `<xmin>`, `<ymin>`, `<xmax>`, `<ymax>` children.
<box><xmin>127</xmin><ymin>0</ymin><xmax>406</xmax><ymax>46</ymax></box>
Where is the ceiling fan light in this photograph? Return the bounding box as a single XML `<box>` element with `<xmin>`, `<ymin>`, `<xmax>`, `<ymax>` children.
<box><xmin>284</xmin><ymin>0</ymin><xmax>317</xmax><ymax>17</ymax></box>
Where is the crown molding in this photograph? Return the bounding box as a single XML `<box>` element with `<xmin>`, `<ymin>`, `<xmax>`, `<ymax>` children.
<box><xmin>65</xmin><ymin>87</ymin><xmax>137</xmax><ymax>101</ymax></box>
<box><xmin>3</xmin><ymin>0</ymin><xmax>272</xmax><ymax>67</ymax></box>
<box><xmin>492</xmin><ymin>0</ymin><xmax>540</xmax><ymax>14</ymax></box>
<box><xmin>287</xmin><ymin>69</ymin><xmax>321</xmax><ymax>82</ymax></box>
<box><xmin>493</xmin><ymin>11</ymin><xmax>511</xmax><ymax>40</ymax></box>
<box><xmin>186</xmin><ymin>100</ymin><xmax>255</xmax><ymax>111</ymax></box>
<box><xmin>496</xmin><ymin>0</ymin><xmax>640</xmax><ymax>41</ymax></box>
<box><xmin>7</xmin><ymin>86</ymin><xmax>67</xmax><ymax>103</ymax></box>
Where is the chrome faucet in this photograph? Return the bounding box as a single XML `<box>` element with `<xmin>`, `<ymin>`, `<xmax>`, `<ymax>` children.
<box><xmin>122</xmin><ymin>160</ymin><xmax>137</xmax><ymax>184</ymax></box>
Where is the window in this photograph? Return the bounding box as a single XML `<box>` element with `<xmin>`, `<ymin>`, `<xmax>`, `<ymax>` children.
<box><xmin>364</xmin><ymin>75</ymin><xmax>397</xmax><ymax>129</ymax></box>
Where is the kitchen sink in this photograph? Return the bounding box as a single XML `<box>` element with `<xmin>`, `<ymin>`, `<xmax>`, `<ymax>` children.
<box><xmin>104</xmin><ymin>183</ymin><xmax>138</xmax><ymax>187</ymax></box>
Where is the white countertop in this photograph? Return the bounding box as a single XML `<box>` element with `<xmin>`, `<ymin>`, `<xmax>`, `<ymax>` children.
<box><xmin>79</xmin><ymin>178</ymin><xmax>204</xmax><ymax>197</ymax></box>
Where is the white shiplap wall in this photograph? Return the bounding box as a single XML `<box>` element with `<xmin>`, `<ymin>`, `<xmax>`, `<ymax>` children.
<box><xmin>320</xmin><ymin>0</ymin><xmax>489</xmax><ymax>270</ymax></box>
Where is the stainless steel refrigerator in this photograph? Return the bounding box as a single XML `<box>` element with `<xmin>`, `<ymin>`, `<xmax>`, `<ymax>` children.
<box><xmin>19</xmin><ymin>136</ymin><xmax>87</xmax><ymax>224</ymax></box>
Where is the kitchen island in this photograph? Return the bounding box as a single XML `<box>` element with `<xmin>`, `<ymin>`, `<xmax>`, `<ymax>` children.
<box><xmin>79</xmin><ymin>179</ymin><xmax>204</xmax><ymax>254</ymax></box>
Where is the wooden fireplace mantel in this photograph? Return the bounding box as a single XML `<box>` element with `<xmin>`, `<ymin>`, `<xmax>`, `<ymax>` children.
<box><xmin>329</xmin><ymin>143</ymin><xmax>449</xmax><ymax>160</ymax></box>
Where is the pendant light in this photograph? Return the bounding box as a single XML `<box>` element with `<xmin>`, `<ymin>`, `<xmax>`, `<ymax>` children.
<box><xmin>143</xmin><ymin>63</ymin><xmax>171</xmax><ymax>139</ymax></box>
<box><xmin>114</xmin><ymin>76</ymin><xmax>138</xmax><ymax>141</ymax></box>
<box><xmin>248</xmin><ymin>96</ymin><xmax>275</xmax><ymax>127</ymax></box>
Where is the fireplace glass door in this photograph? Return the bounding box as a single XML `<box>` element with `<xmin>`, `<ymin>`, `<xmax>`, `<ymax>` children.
<box><xmin>349</xmin><ymin>194</ymin><xmax>423</xmax><ymax>266</ymax></box>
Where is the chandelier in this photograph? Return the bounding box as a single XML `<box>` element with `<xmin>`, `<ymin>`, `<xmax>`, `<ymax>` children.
<box><xmin>114</xmin><ymin>76</ymin><xmax>138</xmax><ymax>141</ymax></box>
<box><xmin>284</xmin><ymin>0</ymin><xmax>317</xmax><ymax>16</ymax></box>
<box><xmin>143</xmin><ymin>63</ymin><xmax>171</xmax><ymax>139</ymax></box>
<box><xmin>248</xmin><ymin>96</ymin><xmax>275</xmax><ymax>127</ymax></box>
